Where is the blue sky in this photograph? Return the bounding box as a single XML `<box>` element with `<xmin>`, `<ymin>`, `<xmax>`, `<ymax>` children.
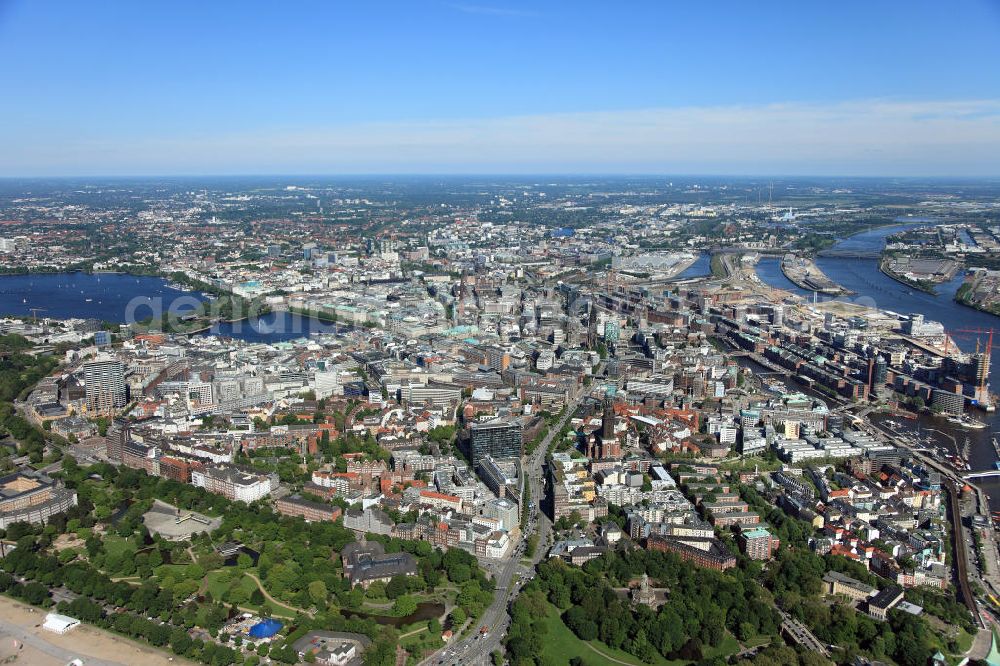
<box><xmin>1</xmin><ymin>0</ymin><xmax>999</xmax><ymax>176</ymax></box>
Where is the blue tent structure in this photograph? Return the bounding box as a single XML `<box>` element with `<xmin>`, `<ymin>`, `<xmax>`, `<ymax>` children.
<box><xmin>248</xmin><ymin>619</ymin><xmax>283</xmax><ymax>639</ymax></box>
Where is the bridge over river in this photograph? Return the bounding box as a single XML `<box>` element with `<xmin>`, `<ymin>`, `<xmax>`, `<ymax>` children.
<box><xmin>965</xmin><ymin>469</ymin><xmax>1000</xmax><ymax>480</ymax></box>
<box><xmin>816</xmin><ymin>249</ymin><xmax>882</xmax><ymax>259</ymax></box>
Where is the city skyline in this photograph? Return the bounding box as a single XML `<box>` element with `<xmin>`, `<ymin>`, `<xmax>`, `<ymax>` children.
<box><xmin>3</xmin><ymin>2</ymin><xmax>1000</xmax><ymax>662</ymax></box>
<box><xmin>1</xmin><ymin>171</ymin><xmax>1000</xmax><ymax>666</ymax></box>
<box><xmin>1</xmin><ymin>1</ymin><xmax>999</xmax><ymax>176</ymax></box>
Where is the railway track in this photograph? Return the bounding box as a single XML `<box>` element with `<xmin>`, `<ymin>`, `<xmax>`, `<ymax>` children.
<box><xmin>945</xmin><ymin>479</ymin><xmax>986</xmax><ymax>629</ymax></box>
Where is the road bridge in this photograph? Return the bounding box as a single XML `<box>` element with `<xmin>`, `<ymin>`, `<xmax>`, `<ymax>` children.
<box><xmin>816</xmin><ymin>249</ymin><xmax>882</xmax><ymax>259</ymax></box>
<box><xmin>710</xmin><ymin>247</ymin><xmax>786</xmax><ymax>256</ymax></box>
<box><xmin>965</xmin><ymin>470</ymin><xmax>1000</xmax><ymax>480</ymax></box>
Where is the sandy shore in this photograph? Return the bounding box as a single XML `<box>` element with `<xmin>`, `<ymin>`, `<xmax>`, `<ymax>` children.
<box><xmin>0</xmin><ymin>596</ymin><xmax>193</xmax><ymax>666</ymax></box>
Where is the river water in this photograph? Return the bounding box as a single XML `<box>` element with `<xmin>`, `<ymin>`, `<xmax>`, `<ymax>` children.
<box><xmin>675</xmin><ymin>253</ymin><xmax>711</xmax><ymax>279</ymax></box>
<box><xmin>754</xmin><ymin>224</ymin><xmax>1000</xmax><ymax>508</ymax></box>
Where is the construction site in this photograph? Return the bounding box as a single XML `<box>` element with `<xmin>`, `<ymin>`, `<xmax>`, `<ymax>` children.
<box><xmin>780</xmin><ymin>253</ymin><xmax>850</xmax><ymax>295</ymax></box>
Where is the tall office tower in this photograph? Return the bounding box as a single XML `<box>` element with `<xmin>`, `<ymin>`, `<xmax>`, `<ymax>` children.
<box><xmin>84</xmin><ymin>357</ymin><xmax>127</xmax><ymax>415</ymax></box>
<box><xmin>105</xmin><ymin>419</ymin><xmax>130</xmax><ymax>461</ymax></box>
<box><xmin>604</xmin><ymin>320</ymin><xmax>621</xmax><ymax>344</ymax></box>
<box><xmin>772</xmin><ymin>305</ymin><xmax>784</xmax><ymax>328</ymax></box>
<box><xmin>869</xmin><ymin>355</ymin><xmax>889</xmax><ymax>397</ymax></box>
<box><xmin>469</xmin><ymin>419</ymin><xmax>522</xmax><ymax>468</ymax></box>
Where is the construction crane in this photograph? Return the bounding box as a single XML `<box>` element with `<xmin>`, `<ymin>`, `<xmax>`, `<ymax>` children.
<box><xmin>945</xmin><ymin>327</ymin><xmax>992</xmax><ymax>356</ymax></box>
<box><xmin>29</xmin><ymin>307</ymin><xmax>45</xmax><ymax>323</ymax></box>
<box><xmin>952</xmin><ymin>327</ymin><xmax>994</xmax><ymax>393</ymax></box>
<box><xmin>952</xmin><ymin>328</ymin><xmax>994</xmax><ymax>355</ymax></box>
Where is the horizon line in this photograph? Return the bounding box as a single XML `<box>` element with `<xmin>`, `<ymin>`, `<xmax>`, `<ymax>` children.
<box><xmin>2</xmin><ymin>172</ymin><xmax>1000</xmax><ymax>181</ymax></box>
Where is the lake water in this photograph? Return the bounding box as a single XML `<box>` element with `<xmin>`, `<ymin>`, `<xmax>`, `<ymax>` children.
<box><xmin>0</xmin><ymin>272</ymin><xmax>342</xmax><ymax>342</ymax></box>
<box><xmin>206</xmin><ymin>311</ymin><xmax>340</xmax><ymax>343</ymax></box>
<box><xmin>0</xmin><ymin>272</ymin><xmax>204</xmax><ymax>322</ymax></box>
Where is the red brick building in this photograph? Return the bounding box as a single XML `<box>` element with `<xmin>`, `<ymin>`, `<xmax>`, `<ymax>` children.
<box><xmin>646</xmin><ymin>534</ymin><xmax>736</xmax><ymax>571</ymax></box>
<box><xmin>275</xmin><ymin>495</ymin><xmax>342</xmax><ymax>522</ymax></box>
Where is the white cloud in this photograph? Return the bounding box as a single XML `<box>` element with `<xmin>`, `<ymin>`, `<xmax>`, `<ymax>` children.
<box><xmin>3</xmin><ymin>98</ymin><xmax>1000</xmax><ymax>176</ymax></box>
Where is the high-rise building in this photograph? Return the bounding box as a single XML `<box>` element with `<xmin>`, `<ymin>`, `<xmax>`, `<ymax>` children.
<box><xmin>483</xmin><ymin>497</ymin><xmax>519</xmax><ymax>532</ymax></box>
<box><xmin>105</xmin><ymin>419</ymin><xmax>130</xmax><ymax>461</ymax></box>
<box><xmin>871</xmin><ymin>356</ymin><xmax>888</xmax><ymax>396</ymax></box>
<box><xmin>469</xmin><ymin>419</ymin><xmax>522</xmax><ymax>468</ymax></box>
<box><xmin>84</xmin><ymin>357</ymin><xmax>127</xmax><ymax>415</ymax></box>
<box><xmin>973</xmin><ymin>352</ymin><xmax>990</xmax><ymax>390</ymax></box>
<box><xmin>566</xmin><ymin>318</ymin><xmax>581</xmax><ymax>348</ymax></box>
<box><xmin>772</xmin><ymin>305</ymin><xmax>784</xmax><ymax>328</ymax></box>
<box><xmin>604</xmin><ymin>320</ymin><xmax>620</xmax><ymax>344</ymax></box>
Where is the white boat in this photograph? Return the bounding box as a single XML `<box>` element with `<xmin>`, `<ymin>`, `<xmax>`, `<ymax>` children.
<box><xmin>949</xmin><ymin>416</ymin><xmax>988</xmax><ymax>430</ymax></box>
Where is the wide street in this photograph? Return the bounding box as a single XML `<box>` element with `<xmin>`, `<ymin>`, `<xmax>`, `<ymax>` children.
<box><xmin>422</xmin><ymin>394</ymin><xmax>583</xmax><ymax>666</ymax></box>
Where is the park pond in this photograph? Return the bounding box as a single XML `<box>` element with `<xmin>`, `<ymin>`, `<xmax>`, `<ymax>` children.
<box><xmin>340</xmin><ymin>601</ymin><xmax>445</xmax><ymax>627</ymax></box>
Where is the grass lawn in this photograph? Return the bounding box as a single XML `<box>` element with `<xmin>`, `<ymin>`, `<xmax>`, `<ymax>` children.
<box><xmin>954</xmin><ymin>628</ymin><xmax>974</xmax><ymax>654</ymax></box>
<box><xmin>205</xmin><ymin>570</ymin><xmax>243</xmax><ymax>600</ymax></box>
<box><xmin>203</xmin><ymin>570</ymin><xmax>300</xmax><ymax>619</ymax></box>
<box><xmin>153</xmin><ymin>563</ymin><xmax>191</xmax><ymax>579</ymax></box>
<box><xmin>739</xmin><ymin>635</ymin><xmax>772</xmax><ymax>650</ymax></box>
<box><xmin>400</xmin><ymin>628</ymin><xmax>443</xmax><ymax>664</ymax></box>
<box><xmin>102</xmin><ymin>534</ymin><xmax>138</xmax><ymax>558</ymax></box>
<box><xmin>536</xmin><ymin>601</ymin><xmax>744</xmax><ymax>666</ymax></box>
<box><xmin>536</xmin><ymin>602</ymin><xmax>669</xmax><ymax>666</ymax></box>
<box><xmin>719</xmin><ymin>457</ymin><xmax>782</xmax><ymax>473</ymax></box>
<box><xmin>701</xmin><ymin>634</ymin><xmax>740</xmax><ymax>660</ymax></box>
